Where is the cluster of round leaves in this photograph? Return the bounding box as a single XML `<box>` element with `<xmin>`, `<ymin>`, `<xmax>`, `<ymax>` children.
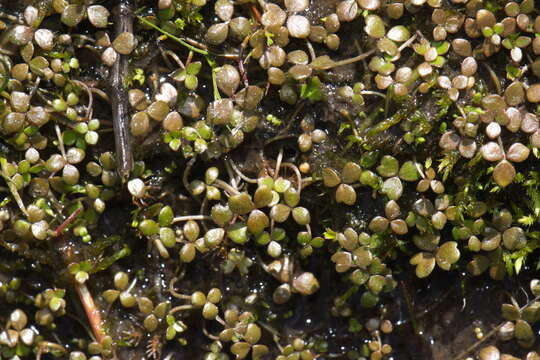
<box><xmin>318</xmin><ymin>148</ymin><xmax>536</xmax><ymax>285</ymax></box>
<box><xmin>102</xmin><ymin>271</ymin><xmax>174</xmax><ymax>340</ymax></box>
<box><xmin>330</xmin><ymin>227</ymin><xmax>397</xmax><ymax>308</ymax></box>
<box><xmin>0</xmin><ymin>309</ymin><xmax>38</xmax><ymax>358</ymax></box>
<box><xmin>497</xmin><ymin>279</ymin><xmax>540</xmax><ymax>350</ymax></box>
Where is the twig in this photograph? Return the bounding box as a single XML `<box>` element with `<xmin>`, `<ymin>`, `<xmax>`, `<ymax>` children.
<box><xmin>109</xmin><ymin>2</ymin><xmax>134</xmax><ymax>180</ymax></box>
<box><xmin>72</xmin><ymin>34</ymin><xmax>96</xmax><ymax>44</ymax></box>
<box><xmin>353</xmin><ymin>40</ymin><xmax>370</xmax><ymax>72</ymax></box>
<box><xmin>182</xmin><ymin>37</ymin><xmax>210</xmax><ymax>53</ymax></box>
<box><xmin>497</xmin><ymin>134</ymin><xmax>506</xmax><ymax>160</ymax></box>
<box><xmin>66</xmin><ymin>313</ymin><xmax>97</xmax><ymax>342</ymax></box>
<box><xmin>199</xmin><ymin>196</ymin><xmax>209</xmax><ymax>233</ymax></box>
<box><xmin>0</xmin><ymin>48</ymin><xmax>15</xmax><ymax>56</ymax></box>
<box><xmin>215</xmin><ymin>315</ymin><xmax>226</xmax><ymax>326</ymax></box>
<box><xmin>257</xmin><ymin>321</ymin><xmax>283</xmax><ymax>352</ymax></box>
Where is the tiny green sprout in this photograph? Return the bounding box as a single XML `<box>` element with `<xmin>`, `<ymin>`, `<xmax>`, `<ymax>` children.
<box><xmin>348</xmin><ymin>318</ymin><xmax>362</xmax><ymax>333</ymax></box>
<box><xmin>175</xmin><ymin>18</ymin><xmax>186</xmax><ymax>30</ymax></box>
<box><xmin>300</xmin><ymin>76</ymin><xmax>322</xmax><ymax>101</ymax></box>
<box><xmin>264</xmin><ymin>31</ymin><xmax>274</xmax><ymax>46</ymax></box>
<box><xmin>266</xmin><ymin>114</ymin><xmax>282</xmax><ymax>126</ymax></box>
<box><xmin>132</xmin><ymin>68</ymin><xmax>145</xmax><ymax>86</ymax></box>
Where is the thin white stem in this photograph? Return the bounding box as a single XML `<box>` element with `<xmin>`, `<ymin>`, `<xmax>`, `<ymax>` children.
<box><xmin>322</xmin><ymin>49</ymin><xmax>376</xmax><ymax>70</ymax></box>
<box><xmin>229</xmin><ymin>158</ymin><xmax>258</xmax><ymax>183</ymax></box>
<box><xmin>71</xmin><ymin>80</ymin><xmax>93</xmax><ymax>120</ymax></box>
<box><xmin>280</xmin><ymin>162</ymin><xmax>303</xmax><ymax>196</ymax></box>
<box><xmin>55</xmin><ymin>124</ymin><xmax>66</xmax><ymax>159</ymax></box>
<box><xmin>169</xmin><ymin>277</ymin><xmax>192</xmax><ymax>299</ymax></box>
<box><xmin>306</xmin><ymin>40</ymin><xmax>316</xmax><ymax>62</ymax></box>
<box><xmin>169</xmin><ymin>304</ymin><xmax>196</xmax><ymax>315</ymax></box>
<box><xmin>213</xmin><ymin>179</ymin><xmax>241</xmax><ymax>195</ymax></box>
<box><xmin>225</xmin><ymin>159</ymin><xmax>239</xmax><ymax>189</ymax></box>
<box><xmin>274</xmin><ymin>148</ymin><xmax>284</xmax><ymax>180</ymax></box>
<box><xmin>172</xmin><ymin>215</ymin><xmax>213</xmax><ymax>223</ymax></box>
<box><xmin>360</xmin><ymin>90</ymin><xmax>386</xmax><ymax>99</ymax></box>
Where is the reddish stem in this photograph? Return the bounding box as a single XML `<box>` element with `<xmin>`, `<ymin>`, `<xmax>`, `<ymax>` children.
<box><xmin>53</xmin><ymin>206</ymin><xmax>115</xmax><ymax>356</ymax></box>
<box><xmin>54</xmin><ymin>207</ymin><xmax>83</xmax><ymax>237</ymax></box>
<box><xmin>75</xmin><ymin>282</ymin><xmax>105</xmax><ymax>344</ymax></box>
<box><xmin>251</xmin><ymin>5</ymin><xmax>262</xmax><ymax>24</ymax></box>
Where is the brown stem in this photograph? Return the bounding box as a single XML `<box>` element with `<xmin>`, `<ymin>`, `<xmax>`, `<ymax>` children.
<box><xmin>228</xmin><ymin>158</ymin><xmax>258</xmax><ymax>184</ymax></box>
<box><xmin>238</xmin><ymin>42</ymin><xmax>249</xmax><ymax>88</ymax></box>
<box><xmin>75</xmin><ymin>282</ymin><xmax>105</xmax><ymax>343</ymax></box>
<box><xmin>109</xmin><ymin>1</ymin><xmax>134</xmax><ymax>180</ymax></box>
<box><xmin>213</xmin><ymin>179</ymin><xmax>241</xmax><ymax>195</ymax></box>
<box><xmin>36</xmin><ymin>341</ymin><xmax>67</xmax><ymax>360</ymax></box>
<box><xmin>168</xmin><ymin>277</ymin><xmax>192</xmax><ymax>299</ymax></box>
<box><xmin>202</xmin><ymin>326</ymin><xmax>220</xmax><ymax>341</ymax></box>
<box><xmin>168</xmin><ymin>304</ymin><xmax>196</xmax><ymax>315</ymax></box>
<box><xmin>319</xmin><ymin>49</ymin><xmax>376</xmax><ymax>70</ymax></box>
<box><xmin>182</xmin><ymin>157</ymin><xmax>196</xmax><ymax>195</ymax></box>
<box><xmin>53</xmin><ymin>206</ymin><xmax>82</xmax><ymax>237</ymax></box>
<box><xmin>90</xmin><ymin>87</ymin><xmax>110</xmax><ymax>103</ymax></box>
<box><xmin>53</xmin><ymin>206</ymin><xmax>115</xmax><ymax>356</ymax></box>
<box><xmin>251</xmin><ymin>5</ymin><xmax>263</xmax><ymax>24</ymax></box>
<box><xmin>71</xmin><ymin>80</ymin><xmax>94</xmax><ymax>120</ymax></box>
